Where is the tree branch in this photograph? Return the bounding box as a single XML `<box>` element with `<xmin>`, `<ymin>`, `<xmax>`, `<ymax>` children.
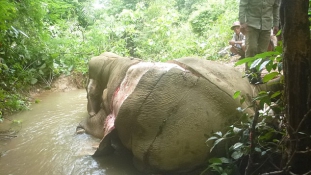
<box><xmin>294</xmin><ymin>108</ymin><xmax>311</xmax><ymax>134</ymax></box>
<box><xmin>245</xmin><ymin>103</ymin><xmax>259</xmax><ymax>175</ymax></box>
<box><xmin>261</xmin><ymin>170</ymin><xmax>285</xmax><ymax>175</ymax></box>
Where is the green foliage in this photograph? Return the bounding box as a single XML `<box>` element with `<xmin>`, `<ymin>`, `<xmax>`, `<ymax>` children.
<box><xmin>206</xmin><ymin>113</ymin><xmax>286</xmax><ymax>175</ymax></box>
<box><xmin>187</xmin><ymin>0</ymin><xmax>239</xmax><ymax>59</ymax></box>
<box><xmin>0</xmin><ymin>0</ymin><xmax>53</xmax><ymax>115</ymax></box>
<box><xmin>204</xmin><ymin>43</ymin><xmax>285</xmax><ymax>175</ymax></box>
<box><xmin>0</xmin><ymin>0</ymin><xmax>241</xmax><ymax>115</ymax></box>
<box><xmin>0</xmin><ymin>89</ymin><xmax>29</xmax><ymax>114</ymax></box>
<box><xmin>201</xmin><ymin>157</ymin><xmax>240</xmax><ymax>175</ymax></box>
<box><xmin>176</xmin><ymin>0</ymin><xmax>205</xmax><ymax>17</ymax></box>
<box><xmin>235</xmin><ymin>45</ymin><xmax>283</xmax><ymax>86</ymax></box>
<box><xmin>44</xmin><ymin>0</ymin><xmax>76</xmax><ymax>24</ymax></box>
<box><xmin>74</xmin><ymin>0</ymin><xmax>239</xmax><ymax>61</ymax></box>
<box><xmin>12</xmin><ymin>119</ymin><xmax>22</xmax><ymax>125</ymax></box>
<box><xmin>190</xmin><ymin>3</ymin><xmax>225</xmax><ymax>35</ymax></box>
<box><xmin>189</xmin><ymin>0</ymin><xmax>237</xmax><ymax>35</ymax></box>
<box><xmin>0</xmin><ymin>0</ymin><xmax>16</xmax><ymax>31</ymax></box>
<box><xmin>309</xmin><ymin>0</ymin><xmax>311</xmax><ymax>35</ymax></box>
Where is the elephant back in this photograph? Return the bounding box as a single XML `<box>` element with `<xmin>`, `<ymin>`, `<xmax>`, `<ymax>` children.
<box><xmin>114</xmin><ymin>59</ymin><xmax>254</xmax><ymax>172</ymax></box>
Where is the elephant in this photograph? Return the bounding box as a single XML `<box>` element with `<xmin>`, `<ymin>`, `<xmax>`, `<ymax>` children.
<box><xmin>78</xmin><ymin>52</ymin><xmax>280</xmax><ymax>174</ymax></box>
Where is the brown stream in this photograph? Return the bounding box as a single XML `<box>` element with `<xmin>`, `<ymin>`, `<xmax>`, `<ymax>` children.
<box><xmin>0</xmin><ymin>90</ymin><xmax>143</xmax><ymax>175</ymax></box>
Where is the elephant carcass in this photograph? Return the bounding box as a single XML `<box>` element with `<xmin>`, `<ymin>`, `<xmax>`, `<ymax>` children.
<box><xmin>79</xmin><ymin>52</ymin><xmax>255</xmax><ymax>173</ymax></box>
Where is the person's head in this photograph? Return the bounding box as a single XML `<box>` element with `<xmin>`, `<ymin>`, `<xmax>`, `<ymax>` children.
<box><xmin>231</xmin><ymin>21</ymin><xmax>241</xmax><ymax>35</ymax></box>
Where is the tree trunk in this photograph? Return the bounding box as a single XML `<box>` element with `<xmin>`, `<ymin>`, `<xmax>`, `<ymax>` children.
<box><xmin>281</xmin><ymin>0</ymin><xmax>311</xmax><ymax>174</ymax></box>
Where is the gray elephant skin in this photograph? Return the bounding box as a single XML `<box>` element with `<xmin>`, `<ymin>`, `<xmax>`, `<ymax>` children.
<box><xmin>79</xmin><ymin>52</ymin><xmax>257</xmax><ymax>174</ymax></box>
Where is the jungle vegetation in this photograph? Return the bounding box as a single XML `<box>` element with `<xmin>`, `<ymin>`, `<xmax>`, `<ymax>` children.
<box><xmin>0</xmin><ymin>0</ymin><xmax>238</xmax><ymax>117</ymax></box>
<box><xmin>1</xmin><ymin>0</ymin><xmax>311</xmax><ymax>174</ymax></box>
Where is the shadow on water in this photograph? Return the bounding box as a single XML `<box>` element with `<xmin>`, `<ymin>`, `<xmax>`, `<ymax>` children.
<box><xmin>0</xmin><ymin>90</ymin><xmax>143</xmax><ymax>175</ymax></box>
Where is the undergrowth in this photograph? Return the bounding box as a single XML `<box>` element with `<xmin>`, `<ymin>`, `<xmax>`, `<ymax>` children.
<box><xmin>202</xmin><ymin>43</ymin><xmax>286</xmax><ymax>175</ymax></box>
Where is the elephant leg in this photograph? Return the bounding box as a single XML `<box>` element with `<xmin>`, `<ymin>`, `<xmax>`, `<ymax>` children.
<box><xmin>87</xmin><ymin>79</ymin><xmax>102</xmax><ymax>117</ymax></box>
<box><xmin>75</xmin><ymin>126</ymin><xmax>85</xmax><ymax>135</ymax></box>
<box><xmin>93</xmin><ymin>130</ymin><xmax>116</xmax><ymax>156</ymax></box>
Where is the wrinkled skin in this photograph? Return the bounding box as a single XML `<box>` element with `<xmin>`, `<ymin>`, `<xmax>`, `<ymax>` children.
<box><xmin>78</xmin><ymin>52</ymin><xmax>267</xmax><ymax>174</ymax></box>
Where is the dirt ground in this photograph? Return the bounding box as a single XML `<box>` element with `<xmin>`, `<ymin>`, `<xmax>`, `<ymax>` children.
<box><xmin>28</xmin><ymin>72</ymin><xmax>87</xmax><ymax>100</ymax></box>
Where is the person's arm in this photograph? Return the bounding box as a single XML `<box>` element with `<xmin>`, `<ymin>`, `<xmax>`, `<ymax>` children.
<box><xmin>229</xmin><ymin>34</ymin><xmax>244</xmax><ymax>46</ymax></box>
<box><xmin>239</xmin><ymin>0</ymin><xmax>248</xmax><ymax>34</ymax></box>
<box><xmin>273</xmin><ymin>0</ymin><xmax>281</xmax><ymax>34</ymax></box>
<box><xmin>234</xmin><ymin>41</ymin><xmax>244</xmax><ymax>45</ymax></box>
<box><xmin>229</xmin><ymin>34</ymin><xmax>236</xmax><ymax>45</ymax></box>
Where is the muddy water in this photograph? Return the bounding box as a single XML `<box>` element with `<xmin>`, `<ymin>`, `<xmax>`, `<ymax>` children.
<box><xmin>0</xmin><ymin>90</ymin><xmax>143</xmax><ymax>175</ymax></box>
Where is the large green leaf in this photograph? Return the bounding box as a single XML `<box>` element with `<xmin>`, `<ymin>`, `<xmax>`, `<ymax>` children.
<box><xmin>263</xmin><ymin>72</ymin><xmax>279</xmax><ymax>83</ymax></box>
<box><xmin>30</xmin><ymin>78</ymin><xmax>38</xmax><ymax>85</ymax></box>
<box><xmin>231</xmin><ymin>150</ymin><xmax>243</xmax><ymax>160</ymax></box>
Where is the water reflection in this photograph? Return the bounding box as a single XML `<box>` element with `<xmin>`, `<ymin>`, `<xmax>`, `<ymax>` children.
<box><xmin>0</xmin><ymin>90</ymin><xmax>143</xmax><ymax>175</ymax></box>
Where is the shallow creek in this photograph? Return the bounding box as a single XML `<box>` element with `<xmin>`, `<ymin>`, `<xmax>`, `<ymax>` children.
<box><xmin>0</xmin><ymin>90</ymin><xmax>143</xmax><ymax>175</ymax></box>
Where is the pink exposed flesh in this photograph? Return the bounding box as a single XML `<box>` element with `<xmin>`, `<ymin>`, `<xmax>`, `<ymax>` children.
<box><xmin>102</xmin><ymin>62</ymin><xmax>185</xmax><ymax>137</ymax></box>
<box><xmin>103</xmin><ymin>113</ymin><xmax>115</xmax><ymax>137</ymax></box>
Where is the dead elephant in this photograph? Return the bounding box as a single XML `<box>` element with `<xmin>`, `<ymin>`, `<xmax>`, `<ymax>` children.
<box><xmin>78</xmin><ymin>52</ymin><xmax>273</xmax><ymax>174</ymax></box>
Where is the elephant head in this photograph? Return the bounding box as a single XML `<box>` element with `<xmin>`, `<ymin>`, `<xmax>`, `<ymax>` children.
<box><xmin>79</xmin><ymin>52</ymin><xmax>278</xmax><ymax>174</ymax></box>
<box><xmin>80</xmin><ymin>52</ymin><xmax>141</xmax><ymax>138</ymax></box>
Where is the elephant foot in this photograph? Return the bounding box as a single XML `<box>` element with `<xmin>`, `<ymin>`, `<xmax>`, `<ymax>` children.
<box><xmin>76</xmin><ymin>126</ymin><xmax>85</xmax><ymax>134</ymax></box>
<box><xmin>93</xmin><ymin>131</ymin><xmax>116</xmax><ymax>156</ymax></box>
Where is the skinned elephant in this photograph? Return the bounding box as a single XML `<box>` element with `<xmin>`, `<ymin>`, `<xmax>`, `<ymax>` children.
<box><xmin>79</xmin><ymin>52</ymin><xmax>263</xmax><ymax>174</ymax></box>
